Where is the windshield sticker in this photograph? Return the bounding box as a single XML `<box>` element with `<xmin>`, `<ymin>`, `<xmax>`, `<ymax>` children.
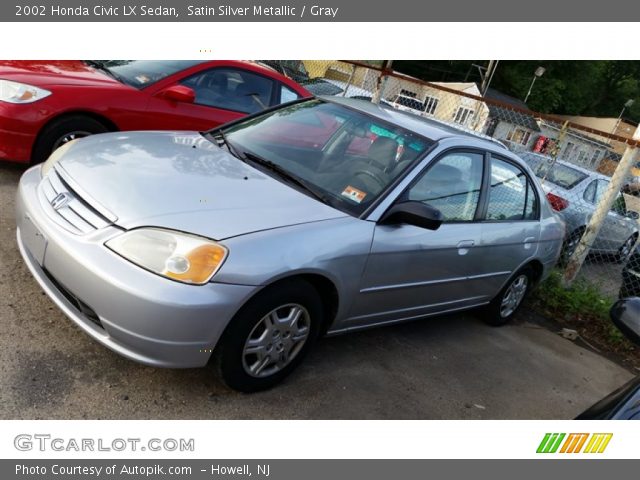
<box><xmin>135</xmin><ymin>75</ymin><xmax>151</xmax><ymax>84</ymax></box>
<box><xmin>341</xmin><ymin>186</ymin><xmax>367</xmax><ymax>204</ymax></box>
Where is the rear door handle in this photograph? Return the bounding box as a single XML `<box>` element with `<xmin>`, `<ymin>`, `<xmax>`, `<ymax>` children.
<box><xmin>523</xmin><ymin>236</ymin><xmax>536</xmax><ymax>250</ymax></box>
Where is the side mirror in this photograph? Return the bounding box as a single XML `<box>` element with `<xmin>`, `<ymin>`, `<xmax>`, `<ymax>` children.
<box><xmin>610</xmin><ymin>298</ymin><xmax>640</xmax><ymax>346</ymax></box>
<box><xmin>157</xmin><ymin>85</ymin><xmax>196</xmax><ymax>104</ymax></box>
<box><xmin>380</xmin><ymin>201</ymin><xmax>443</xmax><ymax>230</ymax></box>
<box><xmin>626</xmin><ymin>211</ymin><xmax>639</xmax><ymax>220</ymax></box>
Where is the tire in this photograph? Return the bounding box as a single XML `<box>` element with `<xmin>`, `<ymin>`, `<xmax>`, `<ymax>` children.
<box><xmin>482</xmin><ymin>266</ymin><xmax>534</xmax><ymax>326</ymax></box>
<box><xmin>215</xmin><ymin>279</ymin><xmax>322</xmax><ymax>392</ymax></box>
<box><xmin>31</xmin><ymin>115</ymin><xmax>109</xmax><ymax>164</ymax></box>
<box><xmin>616</xmin><ymin>235</ymin><xmax>637</xmax><ymax>263</ymax></box>
<box><xmin>558</xmin><ymin>228</ymin><xmax>584</xmax><ymax>267</ymax></box>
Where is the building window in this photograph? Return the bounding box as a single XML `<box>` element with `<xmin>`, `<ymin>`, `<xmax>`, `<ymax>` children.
<box><xmin>562</xmin><ymin>142</ymin><xmax>575</xmax><ymax>160</ymax></box>
<box><xmin>506</xmin><ymin>127</ymin><xmax>532</xmax><ymax>146</ymax></box>
<box><xmin>590</xmin><ymin>149</ymin><xmax>602</xmax><ymax>167</ymax></box>
<box><xmin>453</xmin><ymin>107</ymin><xmax>474</xmax><ymax>126</ymax></box>
<box><xmin>423</xmin><ymin>95</ymin><xmax>439</xmax><ymax>115</ymax></box>
<box><xmin>400</xmin><ymin>89</ymin><xmax>417</xmax><ymax>98</ymax></box>
<box><xmin>576</xmin><ymin>150</ymin><xmax>587</xmax><ymax>165</ymax></box>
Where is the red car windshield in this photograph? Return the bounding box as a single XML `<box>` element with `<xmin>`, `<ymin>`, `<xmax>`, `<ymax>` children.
<box><xmin>88</xmin><ymin>60</ymin><xmax>203</xmax><ymax>88</ymax></box>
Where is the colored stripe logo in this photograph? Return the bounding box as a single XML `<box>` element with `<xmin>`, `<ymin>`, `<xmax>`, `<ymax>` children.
<box><xmin>537</xmin><ymin>433</ymin><xmax>612</xmax><ymax>453</ymax></box>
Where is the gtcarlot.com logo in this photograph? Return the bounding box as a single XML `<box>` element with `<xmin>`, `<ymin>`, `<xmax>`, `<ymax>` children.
<box><xmin>14</xmin><ymin>434</ymin><xmax>195</xmax><ymax>452</ymax></box>
<box><xmin>536</xmin><ymin>433</ymin><xmax>612</xmax><ymax>454</ymax></box>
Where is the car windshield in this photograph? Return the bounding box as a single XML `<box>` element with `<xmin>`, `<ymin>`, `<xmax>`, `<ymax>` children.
<box><xmin>522</xmin><ymin>155</ymin><xmax>588</xmax><ymax>189</ymax></box>
<box><xmin>213</xmin><ymin>99</ymin><xmax>434</xmax><ymax>216</ymax></box>
<box><xmin>88</xmin><ymin>60</ymin><xmax>202</xmax><ymax>88</ymax></box>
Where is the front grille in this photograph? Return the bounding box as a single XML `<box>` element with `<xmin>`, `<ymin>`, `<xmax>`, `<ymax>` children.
<box><xmin>39</xmin><ymin>169</ymin><xmax>112</xmax><ymax>235</ymax></box>
<box><xmin>43</xmin><ymin>269</ymin><xmax>103</xmax><ymax>329</ymax></box>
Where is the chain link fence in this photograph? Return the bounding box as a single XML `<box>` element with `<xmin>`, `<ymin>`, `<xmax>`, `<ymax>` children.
<box><xmin>265</xmin><ymin>60</ymin><xmax>640</xmax><ymax>304</ymax></box>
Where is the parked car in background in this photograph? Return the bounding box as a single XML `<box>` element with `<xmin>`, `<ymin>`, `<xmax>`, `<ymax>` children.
<box><xmin>520</xmin><ymin>152</ymin><xmax>639</xmax><ymax>263</ymax></box>
<box><xmin>0</xmin><ymin>60</ymin><xmax>311</xmax><ymax>164</ymax></box>
<box><xmin>258</xmin><ymin>60</ymin><xmax>310</xmax><ymax>83</ymax></box>
<box><xmin>300</xmin><ymin>77</ymin><xmax>389</xmax><ymax>104</ymax></box>
<box><xmin>576</xmin><ymin>298</ymin><xmax>640</xmax><ymax>419</ymax></box>
<box><xmin>16</xmin><ymin>97</ymin><xmax>564</xmax><ymax>391</ymax></box>
<box><xmin>619</xmin><ymin>247</ymin><xmax>640</xmax><ymax>298</ymax></box>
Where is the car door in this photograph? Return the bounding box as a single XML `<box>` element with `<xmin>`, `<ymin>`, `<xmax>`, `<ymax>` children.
<box><xmin>346</xmin><ymin>150</ymin><xmax>488</xmax><ymax>328</ymax></box>
<box><xmin>476</xmin><ymin>155</ymin><xmax>541</xmax><ymax>298</ymax></box>
<box><xmin>145</xmin><ymin>67</ymin><xmax>299</xmax><ymax>131</ymax></box>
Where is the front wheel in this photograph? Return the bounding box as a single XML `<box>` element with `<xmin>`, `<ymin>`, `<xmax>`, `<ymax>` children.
<box><xmin>31</xmin><ymin>115</ymin><xmax>109</xmax><ymax>164</ymax></box>
<box><xmin>215</xmin><ymin>280</ymin><xmax>322</xmax><ymax>392</ymax></box>
<box><xmin>482</xmin><ymin>266</ymin><xmax>534</xmax><ymax>326</ymax></box>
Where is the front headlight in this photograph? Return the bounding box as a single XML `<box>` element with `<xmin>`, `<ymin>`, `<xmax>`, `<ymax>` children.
<box><xmin>0</xmin><ymin>79</ymin><xmax>51</xmax><ymax>104</ymax></box>
<box><xmin>106</xmin><ymin>228</ymin><xmax>228</xmax><ymax>285</ymax></box>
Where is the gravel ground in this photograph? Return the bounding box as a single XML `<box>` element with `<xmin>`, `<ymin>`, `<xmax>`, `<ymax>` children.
<box><xmin>0</xmin><ymin>163</ymin><xmax>633</xmax><ymax>419</ymax></box>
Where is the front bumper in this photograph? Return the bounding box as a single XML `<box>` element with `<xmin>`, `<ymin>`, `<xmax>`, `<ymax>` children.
<box><xmin>16</xmin><ymin>166</ymin><xmax>258</xmax><ymax>368</ymax></box>
<box><xmin>0</xmin><ymin>103</ymin><xmax>38</xmax><ymax>163</ymax></box>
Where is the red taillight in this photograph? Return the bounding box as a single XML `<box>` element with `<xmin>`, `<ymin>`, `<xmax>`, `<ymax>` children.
<box><xmin>546</xmin><ymin>192</ymin><xmax>569</xmax><ymax>211</ymax></box>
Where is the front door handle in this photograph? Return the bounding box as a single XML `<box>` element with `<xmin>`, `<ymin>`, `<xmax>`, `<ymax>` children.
<box><xmin>457</xmin><ymin>240</ymin><xmax>475</xmax><ymax>249</ymax></box>
<box><xmin>457</xmin><ymin>240</ymin><xmax>475</xmax><ymax>255</ymax></box>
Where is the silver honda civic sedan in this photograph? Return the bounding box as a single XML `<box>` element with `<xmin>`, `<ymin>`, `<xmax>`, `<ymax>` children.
<box><xmin>16</xmin><ymin>97</ymin><xmax>564</xmax><ymax>391</ymax></box>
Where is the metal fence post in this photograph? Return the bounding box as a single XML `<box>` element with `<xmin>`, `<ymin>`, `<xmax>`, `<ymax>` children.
<box><xmin>371</xmin><ymin>61</ymin><xmax>392</xmax><ymax>105</ymax></box>
<box><xmin>562</xmin><ymin>125</ymin><xmax>640</xmax><ymax>286</ymax></box>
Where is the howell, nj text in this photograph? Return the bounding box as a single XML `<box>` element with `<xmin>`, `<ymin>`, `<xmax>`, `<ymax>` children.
<box><xmin>209</xmin><ymin>464</ymin><xmax>271</xmax><ymax>477</ymax></box>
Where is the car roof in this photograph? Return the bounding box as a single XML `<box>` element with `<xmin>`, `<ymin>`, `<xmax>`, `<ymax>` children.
<box><xmin>323</xmin><ymin>96</ymin><xmax>508</xmax><ymax>151</ymax></box>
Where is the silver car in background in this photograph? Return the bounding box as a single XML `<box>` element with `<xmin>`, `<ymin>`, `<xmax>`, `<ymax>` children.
<box><xmin>16</xmin><ymin>97</ymin><xmax>564</xmax><ymax>392</ymax></box>
<box><xmin>520</xmin><ymin>152</ymin><xmax>639</xmax><ymax>262</ymax></box>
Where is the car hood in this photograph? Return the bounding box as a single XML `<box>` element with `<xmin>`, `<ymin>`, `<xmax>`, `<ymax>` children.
<box><xmin>0</xmin><ymin>60</ymin><xmax>120</xmax><ymax>87</ymax></box>
<box><xmin>54</xmin><ymin>132</ymin><xmax>347</xmax><ymax>240</ymax></box>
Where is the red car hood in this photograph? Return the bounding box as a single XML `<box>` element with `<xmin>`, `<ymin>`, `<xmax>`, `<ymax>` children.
<box><xmin>0</xmin><ymin>60</ymin><xmax>121</xmax><ymax>87</ymax></box>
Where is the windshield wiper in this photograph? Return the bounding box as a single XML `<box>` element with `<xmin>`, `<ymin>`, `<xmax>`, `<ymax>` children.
<box><xmin>84</xmin><ymin>61</ymin><xmax>124</xmax><ymax>83</ymax></box>
<box><xmin>242</xmin><ymin>151</ymin><xmax>330</xmax><ymax>204</ymax></box>
<box><xmin>212</xmin><ymin>130</ymin><xmax>242</xmax><ymax>159</ymax></box>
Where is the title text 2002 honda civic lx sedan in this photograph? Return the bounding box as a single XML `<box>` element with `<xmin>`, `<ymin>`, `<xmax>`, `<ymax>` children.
<box><xmin>16</xmin><ymin>97</ymin><xmax>565</xmax><ymax>391</ymax></box>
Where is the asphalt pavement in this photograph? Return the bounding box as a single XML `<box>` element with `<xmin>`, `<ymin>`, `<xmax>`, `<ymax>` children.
<box><xmin>0</xmin><ymin>163</ymin><xmax>633</xmax><ymax>419</ymax></box>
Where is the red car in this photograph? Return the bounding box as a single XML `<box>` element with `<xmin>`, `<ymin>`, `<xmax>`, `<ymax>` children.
<box><xmin>0</xmin><ymin>60</ymin><xmax>311</xmax><ymax>164</ymax></box>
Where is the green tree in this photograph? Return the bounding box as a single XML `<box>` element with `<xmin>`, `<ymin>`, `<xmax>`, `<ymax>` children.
<box><xmin>393</xmin><ymin>60</ymin><xmax>640</xmax><ymax>123</ymax></box>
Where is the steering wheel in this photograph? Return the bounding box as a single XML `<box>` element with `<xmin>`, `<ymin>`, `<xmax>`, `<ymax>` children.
<box><xmin>352</xmin><ymin>169</ymin><xmax>387</xmax><ymax>191</ymax></box>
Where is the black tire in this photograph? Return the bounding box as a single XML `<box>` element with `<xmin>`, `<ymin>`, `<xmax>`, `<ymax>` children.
<box><xmin>32</xmin><ymin>115</ymin><xmax>109</xmax><ymax>164</ymax></box>
<box><xmin>482</xmin><ymin>266</ymin><xmax>534</xmax><ymax>326</ymax></box>
<box><xmin>616</xmin><ymin>235</ymin><xmax>637</xmax><ymax>263</ymax></box>
<box><xmin>215</xmin><ymin>279</ymin><xmax>322</xmax><ymax>392</ymax></box>
<box><xmin>558</xmin><ymin>228</ymin><xmax>584</xmax><ymax>267</ymax></box>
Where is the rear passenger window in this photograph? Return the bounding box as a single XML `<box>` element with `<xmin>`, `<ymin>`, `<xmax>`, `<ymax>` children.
<box><xmin>486</xmin><ymin>158</ymin><xmax>538</xmax><ymax>221</ymax></box>
<box><xmin>406</xmin><ymin>151</ymin><xmax>484</xmax><ymax>222</ymax></box>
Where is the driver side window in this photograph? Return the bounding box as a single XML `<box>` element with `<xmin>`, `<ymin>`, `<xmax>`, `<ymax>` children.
<box><xmin>406</xmin><ymin>151</ymin><xmax>484</xmax><ymax>222</ymax></box>
<box><xmin>181</xmin><ymin>68</ymin><xmax>274</xmax><ymax>114</ymax></box>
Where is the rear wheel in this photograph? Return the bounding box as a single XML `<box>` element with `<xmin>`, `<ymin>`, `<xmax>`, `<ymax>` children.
<box><xmin>215</xmin><ymin>280</ymin><xmax>322</xmax><ymax>392</ymax></box>
<box><xmin>32</xmin><ymin>115</ymin><xmax>109</xmax><ymax>164</ymax></box>
<box><xmin>482</xmin><ymin>266</ymin><xmax>534</xmax><ymax>326</ymax></box>
<box><xmin>559</xmin><ymin>228</ymin><xmax>584</xmax><ymax>266</ymax></box>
